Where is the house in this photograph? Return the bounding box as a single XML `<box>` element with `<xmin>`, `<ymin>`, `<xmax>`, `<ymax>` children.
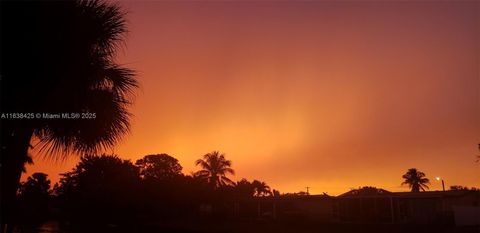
<box><xmin>241</xmin><ymin>190</ymin><xmax>480</xmax><ymax>226</ymax></box>
<box><xmin>335</xmin><ymin>190</ymin><xmax>480</xmax><ymax>225</ymax></box>
<box><xmin>233</xmin><ymin>194</ymin><xmax>335</xmax><ymax>221</ymax></box>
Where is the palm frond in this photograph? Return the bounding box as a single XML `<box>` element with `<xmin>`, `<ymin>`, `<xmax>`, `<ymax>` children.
<box><xmin>195</xmin><ymin>159</ymin><xmax>212</xmax><ymax>171</ymax></box>
<box><xmin>220</xmin><ymin>176</ymin><xmax>235</xmax><ymax>186</ymax></box>
<box><xmin>35</xmin><ymin>88</ymin><xmax>132</xmax><ymax>159</ymax></box>
<box><xmin>222</xmin><ymin>167</ymin><xmax>235</xmax><ymax>175</ymax></box>
<box><xmin>77</xmin><ymin>0</ymin><xmax>128</xmax><ymax>57</ymax></box>
<box><xmin>103</xmin><ymin>65</ymin><xmax>138</xmax><ymax>101</ymax></box>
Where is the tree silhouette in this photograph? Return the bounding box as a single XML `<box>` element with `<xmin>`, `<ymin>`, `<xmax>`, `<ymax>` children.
<box><xmin>55</xmin><ymin>154</ymin><xmax>140</xmax><ymax>222</ymax></box>
<box><xmin>234</xmin><ymin>179</ymin><xmax>255</xmax><ymax>198</ymax></box>
<box><xmin>136</xmin><ymin>154</ymin><xmax>183</xmax><ymax>180</ymax></box>
<box><xmin>194</xmin><ymin>151</ymin><xmax>235</xmax><ymax>188</ymax></box>
<box><xmin>17</xmin><ymin>173</ymin><xmax>52</xmax><ymax>222</ymax></box>
<box><xmin>283</xmin><ymin>191</ymin><xmax>309</xmax><ymax>196</ymax></box>
<box><xmin>401</xmin><ymin>168</ymin><xmax>430</xmax><ymax>192</ymax></box>
<box><xmin>0</xmin><ymin>1</ymin><xmax>137</xmax><ymax>229</ymax></box>
<box><xmin>338</xmin><ymin>186</ymin><xmax>391</xmax><ymax>197</ymax></box>
<box><xmin>450</xmin><ymin>185</ymin><xmax>470</xmax><ymax>191</ymax></box>
<box><xmin>56</xmin><ymin>154</ymin><xmax>139</xmax><ymax>195</ymax></box>
<box><xmin>18</xmin><ymin>173</ymin><xmax>51</xmax><ymax>197</ymax></box>
<box><xmin>272</xmin><ymin>189</ymin><xmax>281</xmax><ymax>197</ymax></box>
<box><xmin>21</xmin><ymin>154</ymin><xmax>34</xmax><ymax>174</ymax></box>
<box><xmin>450</xmin><ymin>185</ymin><xmax>479</xmax><ymax>191</ymax></box>
<box><xmin>252</xmin><ymin>180</ymin><xmax>272</xmax><ymax>197</ymax></box>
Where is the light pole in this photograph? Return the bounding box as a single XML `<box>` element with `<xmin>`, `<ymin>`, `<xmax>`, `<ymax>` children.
<box><xmin>436</xmin><ymin>177</ymin><xmax>445</xmax><ymax>191</ymax></box>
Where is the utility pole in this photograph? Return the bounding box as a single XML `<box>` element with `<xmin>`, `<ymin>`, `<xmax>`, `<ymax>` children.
<box><xmin>436</xmin><ymin>177</ymin><xmax>446</xmax><ymax>191</ymax></box>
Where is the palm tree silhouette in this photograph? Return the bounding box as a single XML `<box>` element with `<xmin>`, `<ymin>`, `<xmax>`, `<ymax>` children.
<box><xmin>252</xmin><ymin>180</ymin><xmax>272</xmax><ymax>197</ymax></box>
<box><xmin>402</xmin><ymin>168</ymin><xmax>430</xmax><ymax>192</ymax></box>
<box><xmin>194</xmin><ymin>151</ymin><xmax>235</xmax><ymax>188</ymax></box>
<box><xmin>1</xmin><ymin>1</ymin><xmax>137</xmax><ymax>230</ymax></box>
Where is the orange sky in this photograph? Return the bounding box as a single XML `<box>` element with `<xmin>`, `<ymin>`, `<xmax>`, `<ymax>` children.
<box><xmin>24</xmin><ymin>1</ymin><xmax>479</xmax><ymax>195</ymax></box>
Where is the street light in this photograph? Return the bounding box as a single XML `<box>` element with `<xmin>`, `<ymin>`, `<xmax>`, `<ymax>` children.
<box><xmin>436</xmin><ymin>177</ymin><xmax>445</xmax><ymax>191</ymax></box>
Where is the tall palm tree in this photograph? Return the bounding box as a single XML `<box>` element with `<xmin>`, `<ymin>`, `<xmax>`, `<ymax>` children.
<box><xmin>194</xmin><ymin>151</ymin><xmax>235</xmax><ymax>188</ymax></box>
<box><xmin>1</xmin><ymin>1</ymin><xmax>137</xmax><ymax>230</ymax></box>
<box><xmin>402</xmin><ymin>168</ymin><xmax>430</xmax><ymax>192</ymax></box>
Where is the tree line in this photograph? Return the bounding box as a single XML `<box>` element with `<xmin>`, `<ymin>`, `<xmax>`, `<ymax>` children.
<box><xmin>17</xmin><ymin>152</ymin><xmax>479</xmax><ymax>226</ymax></box>
<box><xmin>15</xmin><ymin>151</ymin><xmax>278</xmax><ymax>224</ymax></box>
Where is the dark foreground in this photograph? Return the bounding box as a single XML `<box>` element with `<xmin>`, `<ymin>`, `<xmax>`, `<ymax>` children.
<box><xmin>12</xmin><ymin>220</ymin><xmax>480</xmax><ymax>233</ymax></box>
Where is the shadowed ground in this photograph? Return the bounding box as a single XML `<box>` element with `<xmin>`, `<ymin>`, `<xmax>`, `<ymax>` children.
<box><xmin>13</xmin><ymin>220</ymin><xmax>480</xmax><ymax>233</ymax></box>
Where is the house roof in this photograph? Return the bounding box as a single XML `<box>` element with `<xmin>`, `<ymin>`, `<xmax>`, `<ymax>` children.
<box><xmin>337</xmin><ymin>190</ymin><xmax>479</xmax><ymax>199</ymax></box>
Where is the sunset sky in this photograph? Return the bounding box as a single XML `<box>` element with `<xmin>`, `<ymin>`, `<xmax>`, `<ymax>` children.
<box><xmin>25</xmin><ymin>1</ymin><xmax>479</xmax><ymax>195</ymax></box>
